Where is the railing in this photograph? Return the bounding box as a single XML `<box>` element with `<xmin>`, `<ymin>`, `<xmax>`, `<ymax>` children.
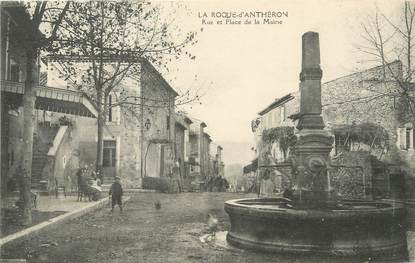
<box><xmin>1</xmin><ymin>80</ymin><xmax>82</xmax><ymax>102</ymax></box>
<box><xmin>1</xmin><ymin>80</ymin><xmax>98</xmax><ymax>117</ymax></box>
<box><xmin>1</xmin><ymin>80</ymin><xmax>24</xmax><ymax>94</ymax></box>
<box><xmin>47</xmin><ymin>126</ymin><xmax>69</xmax><ymax>157</ymax></box>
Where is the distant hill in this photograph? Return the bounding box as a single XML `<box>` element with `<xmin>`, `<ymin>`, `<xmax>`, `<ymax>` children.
<box><xmin>224</xmin><ymin>163</ymin><xmax>243</xmax><ymax>183</ymax></box>
<box><xmin>216</xmin><ymin>141</ymin><xmax>256</xmax><ymax>167</ymax></box>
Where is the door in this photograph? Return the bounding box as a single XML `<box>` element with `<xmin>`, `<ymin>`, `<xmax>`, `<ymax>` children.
<box><xmin>159</xmin><ymin>145</ymin><xmax>165</xmax><ymax>177</ymax></box>
<box><xmin>103</xmin><ymin>140</ymin><xmax>117</xmax><ymax>181</ymax></box>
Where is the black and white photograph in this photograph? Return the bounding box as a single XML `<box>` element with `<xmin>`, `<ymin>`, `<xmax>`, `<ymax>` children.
<box><xmin>0</xmin><ymin>0</ymin><xmax>414</xmax><ymax>262</ymax></box>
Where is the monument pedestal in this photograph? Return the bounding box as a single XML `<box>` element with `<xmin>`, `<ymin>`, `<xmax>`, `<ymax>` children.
<box><xmin>292</xmin><ymin>129</ymin><xmax>334</xmax><ymax>204</ymax></box>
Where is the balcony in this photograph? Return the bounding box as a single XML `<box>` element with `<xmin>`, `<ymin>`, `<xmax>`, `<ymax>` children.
<box><xmin>1</xmin><ymin>80</ymin><xmax>98</xmax><ymax>118</ymax></box>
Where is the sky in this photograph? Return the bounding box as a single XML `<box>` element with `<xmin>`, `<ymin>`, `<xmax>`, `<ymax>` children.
<box><xmin>160</xmin><ymin>0</ymin><xmax>401</xmax><ymax>147</ymax></box>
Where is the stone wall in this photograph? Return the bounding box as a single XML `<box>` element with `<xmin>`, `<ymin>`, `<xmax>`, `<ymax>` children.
<box><xmin>330</xmin><ymin>152</ymin><xmax>373</xmax><ymax>200</ymax></box>
<box><xmin>321</xmin><ymin>62</ymin><xmax>402</xmax><ymax>163</ymax></box>
<box><xmin>253</xmin><ymin>61</ymin><xmax>415</xmax><ymax>198</ymax></box>
<box><xmin>104</xmin><ymin>75</ymin><xmax>142</xmax><ymax>188</ymax></box>
<box><xmin>140</xmin><ymin>61</ymin><xmax>176</xmax><ymax>180</ymax></box>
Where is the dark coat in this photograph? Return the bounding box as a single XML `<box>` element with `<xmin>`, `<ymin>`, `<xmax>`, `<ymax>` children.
<box><xmin>109</xmin><ymin>182</ymin><xmax>123</xmax><ymax>197</ymax></box>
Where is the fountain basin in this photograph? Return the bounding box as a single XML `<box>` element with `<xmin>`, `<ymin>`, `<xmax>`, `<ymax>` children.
<box><xmin>225</xmin><ymin>198</ymin><xmax>408</xmax><ymax>260</ymax></box>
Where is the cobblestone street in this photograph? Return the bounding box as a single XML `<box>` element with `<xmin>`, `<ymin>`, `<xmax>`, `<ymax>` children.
<box><xmin>1</xmin><ymin>192</ymin><xmax>412</xmax><ymax>263</ymax></box>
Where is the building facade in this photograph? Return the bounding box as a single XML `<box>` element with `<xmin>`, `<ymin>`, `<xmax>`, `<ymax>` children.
<box><xmin>1</xmin><ymin>3</ymin><xmax>98</xmax><ymax>196</ymax></box>
<box><xmin>47</xmin><ymin>58</ymin><xmax>180</xmax><ymax>188</ymax></box>
<box><xmin>250</xmin><ymin>61</ymin><xmax>415</xmax><ymax>199</ymax></box>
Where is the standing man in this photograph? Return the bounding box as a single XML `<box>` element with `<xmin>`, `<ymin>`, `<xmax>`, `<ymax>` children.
<box><xmin>172</xmin><ymin>160</ymin><xmax>182</xmax><ymax>192</ymax></box>
<box><xmin>109</xmin><ymin>176</ymin><xmax>123</xmax><ymax>212</ymax></box>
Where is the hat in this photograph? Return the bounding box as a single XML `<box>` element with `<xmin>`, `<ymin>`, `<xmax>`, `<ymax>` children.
<box><xmin>115</xmin><ymin>176</ymin><xmax>121</xmax><ymax>180</ymax></box>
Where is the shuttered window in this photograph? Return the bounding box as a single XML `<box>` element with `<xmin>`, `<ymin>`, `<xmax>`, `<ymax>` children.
<box><xmin>397</xmin><ymin>127</ymin><xmax>414</xmax><ymax>150</ymax></box>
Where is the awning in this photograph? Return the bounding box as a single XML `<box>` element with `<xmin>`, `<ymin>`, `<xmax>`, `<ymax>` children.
<box><xmin>243</xmin><ymin>158</ymin><xmax>258</xmax><ymax>174</ymax></box>
<box><xmin>1</xmin><ymin>80</ymin><xmax>98</xmax><ymax>118</ymax></box>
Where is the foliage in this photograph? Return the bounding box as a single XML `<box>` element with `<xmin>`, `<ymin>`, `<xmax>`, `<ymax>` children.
<box><xmin>262</xmin><ymin>126</ymin><xmax>295</xmax><ymax>144</ymax></box>
<box><xmin>47</xmin><ymin>1</ymin><xmax>200</xmax><ymax>171</ymax></box>
<box><xmin>332</xmin><ymin>122</ymin><xmax>389</xmax><ymax>149</ymax></box>
<box><xmin>262</xmin><ymin>126</ymin><xmax>296</xmax><ymax>160</ymax></box>
<box><xmin>51</xmin><ymin>1</ymin><xmax>199</xmax><ymax>108</ymax></box>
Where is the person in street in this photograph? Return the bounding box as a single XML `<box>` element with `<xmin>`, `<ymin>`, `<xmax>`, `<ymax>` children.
<box><xmin>76</xmin><ymin>167</ymin><xmax>84</xmax><ymax>201</ymax></box>
<box><xmin>173</xmin><ymin>160</ymin><xmax>182</xmax><ymax>192</ymax></box>
<box><xmin>109</xmin><ymin>176</ymin><xmax>123</xmax><ymax>212</ymax></box>
<box><xmin>88</xmin><ymin>173</ymin><xmax>102</xmax><ymax>201</ymax></box>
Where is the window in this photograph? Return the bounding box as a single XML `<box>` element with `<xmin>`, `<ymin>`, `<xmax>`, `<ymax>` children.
<box><xmin>107</xmin><ymin>95</ymin><xmax>113</xmax><ymax>122</ymax></box>
<box><xmin>397</xmin><ymin>125</ymin><xmax>414</xmax><ymax>150</ymax></box>
<box><xmin>106</xmin><ymin>93</ymin><xmax>120</xmax><ymax>124</ymax></box>
<box><xmin>406</xmin><ymin>128</ymin><xmax>411</xmax><ymax>150</ymax></box>
<box><xmin>166</xmin><ymin>115</ymin><xmax>170</xmax><ymax>130</ymax></box>
<box><xmin>103</xmin><ymin>140</ymin><xmax>116</xmax><ymax>167</ymax></box>
<box><xmin>9</xmin><ymin>64</ymin><xmax>20</xmax><ymax>82</ymax></box>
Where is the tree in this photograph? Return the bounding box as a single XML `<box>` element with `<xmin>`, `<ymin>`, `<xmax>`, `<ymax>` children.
<box><xmin>357</xmin><ymin>1</ymin><xmax>415</xmax><ymax>125</ymax></box>
<box><xmin>2</xmin><ymin>1</ymin><xmax>69</xmax><ymax>225</ymax></box>
<box><xmin>261</xmin><ymin>126</ymin><xmax>296</xmax><ymax>162</ymax></box>
<box><xmin>49</xmin><ymin>1</ymin><xmax>200</xmax><ymax>178</ymax></box>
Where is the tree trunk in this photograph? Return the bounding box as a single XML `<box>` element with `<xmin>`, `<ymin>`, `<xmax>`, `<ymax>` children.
<box><xmin>20</xmin><ymin>50</ymin><xmax>38</xmax><ymax>225</ymax></box>
<box><xmin>96</xmin><ymin>89</ymin><xmax>104</xmax><ymax>178</ymax></box>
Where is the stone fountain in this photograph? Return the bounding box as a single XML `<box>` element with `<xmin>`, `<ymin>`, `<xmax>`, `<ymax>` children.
<box><xmin>225</xmin><ymin>32</ymin><xmax>408</xmax><ymax>260</ymax></box>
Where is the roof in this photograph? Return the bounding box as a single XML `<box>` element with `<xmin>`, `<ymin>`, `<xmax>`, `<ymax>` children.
<box><xmin>189</xmin><ymin>117</ymin><xmax>207</xmax><ymax>133</ymax></box>
<box><xmin>243</xmin><ymin>158</ymin><xmax>258</xmax><ymax>174</ymax></box>
<box><xmin>204</xmin><ymin>132</ymin><xmax>212</xmax><ymax>141</ymax></box>
<box><xmin>141</xmin><ymin>59</ymin><xmax>179</xmax><ymax>97</ymax></box>
<box><xmin>174</xmin><ymin>114</ymin><xmax>189</xmax><ymax>130</ymax></box>
<box><xmin>323</xmin><ymin>60</ymin><xmax>402</xmax><ymax>85</ymax></box>
<box><xmin>174</xmin><ymin>111</ymin><xmax>193</xmax><ymax>129</ymax></box>
<box><xmin>1</xmin><ymin>80</ymin><xmax>98</xmax><ymax>118</ymax></box>
<box><xmin>258</xmin><ymin>93</ymin><xmax>294</xmax><ymax>116</ymax></box>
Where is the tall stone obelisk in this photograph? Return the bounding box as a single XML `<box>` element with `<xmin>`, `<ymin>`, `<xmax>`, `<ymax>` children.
<box><xmin>297</xmin><ymin>32</ymin><xmax>324</xmax><ymax>130</ymax></box>
<box><xmin>292</xmin><ymin>32</ymin><xmax>334</xmax><ymax>205</ymax></box>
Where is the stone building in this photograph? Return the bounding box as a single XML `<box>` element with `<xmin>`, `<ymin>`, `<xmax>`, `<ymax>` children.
<box><xmin>185</xmin><ymin>118</ymin><xmax>224</xmax><ymax>190</ymax></box>
<box><xmin>208</xmin><ymin>144</ymin><xmax>224</xmax><ymax>178</ymax></box>
<box><xmin>1</xmin><ymin>3</ymin><xmax>98</xmax><ymax>196</ymax></box>
<box><xmin>250</xmin><ymin>60</ymin><xmax>415</xmax><ymax>199</ymax></box>
<box><xmin>47</xmin><ymin>57</ymin><xmax>180</xmax><ymax>188</ymax></box>
<box><xmin>173</xmin><ymin>112</ymin><xmax>193</xmax><ymax>181</ymax></box>
<box><xmin>187</xmin><ymin>119</ymin><xmax>207</xmax><ymax>189</ymax></box>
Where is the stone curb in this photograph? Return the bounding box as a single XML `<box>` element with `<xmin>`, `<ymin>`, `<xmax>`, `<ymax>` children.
<box><xmin>124</xmin><ymin>189</ymin><xmax>156</xmax><ymax>193</ymax></box>
<box><xmin>0</xmin><ymin>196</ymin><xmax>130</xmax><ymax>247</ymax></box>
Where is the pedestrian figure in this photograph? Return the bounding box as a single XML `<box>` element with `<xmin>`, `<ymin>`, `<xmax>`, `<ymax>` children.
<box><xmin>173</xmin><ymin>160</ymin><xmax>182</xmax><ymax>192</ymax></box>
<box><xmin>76</xmin><ymin>167</ymin><xmax>84</xmax><ymax>201</ymax></box>
<box><xmin>109</xmin><ymin>176</ymin><xmax>123</xmax><ymax>212</ymax></box>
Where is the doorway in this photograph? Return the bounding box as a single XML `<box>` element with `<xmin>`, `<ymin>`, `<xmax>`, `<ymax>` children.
<box><xmin>103</xmin><ymin>140</ymin><xmax>117</xmax><ymax>182</ymax></box>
